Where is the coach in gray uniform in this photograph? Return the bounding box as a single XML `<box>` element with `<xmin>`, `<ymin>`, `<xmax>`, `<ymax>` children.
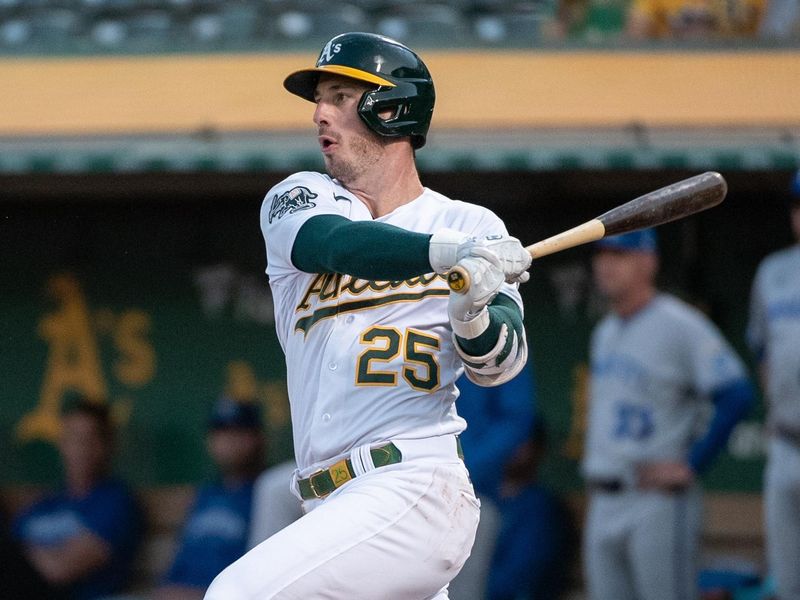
<box><xmin>748</xmin><ymin>170</ymin><xmax>800</xmax><ymax>600</ymax></box>
<box><xmin>582</xmin><ymin>229</ymin><xmax>755</xmax><ymax>600</ymax></box>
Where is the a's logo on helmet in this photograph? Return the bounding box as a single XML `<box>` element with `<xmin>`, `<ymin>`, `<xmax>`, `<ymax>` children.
<box><xmin>268</xmin><ymin>186</ymin><xmax>318</xmax><ymax>223</ymax></box>
<box><xmin>319</xmin><ymin>41</ymin><xmax>342</xmax><ymax>64</ymax></box>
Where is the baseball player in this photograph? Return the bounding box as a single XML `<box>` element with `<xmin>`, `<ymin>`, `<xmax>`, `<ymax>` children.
<box><xmin>205</xmin><ymin>32</ymin><xmax>531</xmax><ymax>599</ymax></box>
<box><xmin>747</xmin><ymin>170</ymin><xmax>800</xmax><ymax>600</ymax></box>
<box><xmin>582</xmin><ymin>230</ymin><xmax>754</xmax><ymax>600</ymax></box>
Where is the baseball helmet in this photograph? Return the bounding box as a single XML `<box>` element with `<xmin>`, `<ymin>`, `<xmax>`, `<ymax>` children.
<box><xmin>283</xmin><ymin>32</ymin><xmax>435</xmax><ymax>149</ymax></box>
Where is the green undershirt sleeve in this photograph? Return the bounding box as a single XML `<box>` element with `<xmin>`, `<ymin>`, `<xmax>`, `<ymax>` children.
<box><xmin>291</xmin><ymin>214</ymin><xmax>433</xmax><ymax>280</ymax></box>
<box><xmin>456</xmin><ymin>293</ymin><xmax>524</xmax><ymax>360</ymax></box>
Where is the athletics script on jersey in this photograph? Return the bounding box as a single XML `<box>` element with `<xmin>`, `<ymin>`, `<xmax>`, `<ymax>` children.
<box><xmin>268</xmin><ymin>186</ymin><xmax>317</xmax><ymax>224</ymax></box>
<box><xmin>294</xmin><ymin>272</ymin><xmax>450</xmax><ymax>335</ymax></box>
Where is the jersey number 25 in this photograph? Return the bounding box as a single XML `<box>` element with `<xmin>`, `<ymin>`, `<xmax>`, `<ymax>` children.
<box><xmin>356</xmin><ymin>326</ymin><xmax>440</xmax><ymax>392</ymax></box>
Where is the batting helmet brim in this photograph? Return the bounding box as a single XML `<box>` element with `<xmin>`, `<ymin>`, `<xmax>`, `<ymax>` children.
<box><xmin>284</xmin><ymin>65</ymin><xmax>396</xmax><ymax>102</ymax></box>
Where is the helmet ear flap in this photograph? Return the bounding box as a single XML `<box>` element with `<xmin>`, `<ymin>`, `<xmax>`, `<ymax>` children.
<box><xmin>358</xmin><ymin>81</ymin><xmax>433</xmax><ymax>149</ymax></box>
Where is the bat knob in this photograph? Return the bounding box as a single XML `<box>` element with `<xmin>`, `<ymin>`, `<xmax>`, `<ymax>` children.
<box><xmin>447</xmin><ymin>267</ymin><xmax>470</xmax><ymax>293</ymax></box>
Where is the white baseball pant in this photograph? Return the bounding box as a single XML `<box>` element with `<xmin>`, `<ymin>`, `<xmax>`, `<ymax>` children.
<box><xmin>584</xmin><ymin>485</ymin><xmax>702</xmax><ymax>600</ymax></box>
<box><xmin>205</xmin><ymin>436</ymin><xmax>479</xmax><ymax>599</ymax></box>
<box><xmin>765</xmin><ymin>435</ymin><xmax>800</xmax><ymax>600</ymax></box>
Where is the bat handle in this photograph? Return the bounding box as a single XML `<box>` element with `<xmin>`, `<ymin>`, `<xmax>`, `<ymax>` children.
<box><xmin>447</xmin><ymin>266</ymin><xmax>470</xmax><ymax>293</ymax></box>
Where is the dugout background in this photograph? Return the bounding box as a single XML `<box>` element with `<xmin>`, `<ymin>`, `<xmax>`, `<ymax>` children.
<box><xmin>2</xmin><ymin>168</ymin><xmax>794</xmax><ymax>492</ymax></box>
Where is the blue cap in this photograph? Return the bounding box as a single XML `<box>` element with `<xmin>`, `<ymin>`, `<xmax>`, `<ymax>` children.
<box><xmin>596</xmin><ymin>229</ymin><xmax>658</xmax><ymax>253</ymax></box>
<box><xmin>208</xmin><ymin>396</ymin><xmax>262</xmax><ymax>430</ymax></box>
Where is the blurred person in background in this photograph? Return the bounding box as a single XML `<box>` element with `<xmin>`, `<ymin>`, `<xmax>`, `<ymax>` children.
<box><xmin>246</xmin><ymin>458</ymin><xmax>303</xmax><ymax>551</ymax></box>
<box><xmin>153</xmin><ymin>397</ymin><xmax>265</xmax><ymax>600</ymax></box>
<box><xmin>747</xmin><ymin>170</ymin><xmax>800</xmax><ymax>600</ymax></box>
<box><xmin>2</xmin><ymin>507</ymin><xmax>66</xmax><ymax>599</ymax></box>
<box><xmin>558</xmin><ymin>0</ymin><xmax>630</xmax><ymax>43</ymax></box>
<box><xmin>626</xmin><ymin>0</ymin><xmax>763</xmax><ymax>39</ymax></box>
<box><xmin>758</xmin><ymin>0</ymin><xmax>800</xmax><ymax>38</ymax></box>
<box><xmin>12</xmin><ymin>396</ymin><xmax>141</xmax><ymax>600</ymax></box>
<box><xmin>449</xmin><ymin>368</ymin><xmax>536</xmax><ymax>600</ymax></box>
<box><xmin>486</xmin><ymin>418</ymin><xmax>577</xmax><ymax>600</ymax></box>
<box><xmin>582</xmin><ymin>230</ymin><xmax>755</xmax><ymax>600</ymax></box>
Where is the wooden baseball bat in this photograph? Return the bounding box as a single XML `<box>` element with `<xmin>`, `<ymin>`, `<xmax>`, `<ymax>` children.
<box><xmin>446</xmin><ymin>171</ymin><xmax>727</xmax><ymax>293</ymax></box>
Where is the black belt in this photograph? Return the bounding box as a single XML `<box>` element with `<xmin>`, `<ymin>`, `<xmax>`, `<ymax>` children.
<box><xmin>588</xmin><ymin>478</ymin><xmax>624</xmax><ymax>493</ymax></box>
<box><xmin>298</xmin><ymin>438</ymin><xmax>464</xmax><ymax>501</ymax></box>
<box><xmin>773</xmin><ymin>424</ymin><xmax>800</xmax><ymax>447</ymax></box>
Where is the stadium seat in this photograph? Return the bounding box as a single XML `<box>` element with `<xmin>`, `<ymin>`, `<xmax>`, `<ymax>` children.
<box><xmin>0</xmin><ymin>18</ymin><xmax>31</xmax><ymax>47</ymax></box>
<box><xmin>275</xmin><ymin>4</ymin><xmax>368</xmax><ymax>43</ymax></box>
<box><xmin>375</xmin><ymin>3</ymin><xmax>468</xmax><ymax>46</ymax></box>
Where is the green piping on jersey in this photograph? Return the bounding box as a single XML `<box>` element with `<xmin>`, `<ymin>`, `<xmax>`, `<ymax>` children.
<box><xmin>295</xmin><ymin>289</ymin><xmax>449</xmax><ymax>335</ymax></box>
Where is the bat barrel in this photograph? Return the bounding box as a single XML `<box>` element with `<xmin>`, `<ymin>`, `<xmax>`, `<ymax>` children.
<box><xmin>447</xmin><ymin>171</ymin><xmax>727</xmax><ymax>294</ymax></box>
<box><xmin>599</xmin><ymin>171</ymin><xmax>727</xmax><ymax>236</ymax></box>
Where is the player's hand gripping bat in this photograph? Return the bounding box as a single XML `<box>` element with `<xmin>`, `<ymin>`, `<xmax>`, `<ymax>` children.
<box><xmin>446</xmin><ymin>171</ymin><xmax>728</xmax><ymax>294</ymax></box>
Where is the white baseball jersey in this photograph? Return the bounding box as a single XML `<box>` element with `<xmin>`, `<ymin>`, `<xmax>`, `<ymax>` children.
<box><xmin>747</xmin><ymin>244</ymin><xmax>800</xmax><ymax>429</ymax></box>
<box><xmin>583</xmin><ymin>293</ymin><xmax>747</xmax><ymax>483</ymax></box>
<box><xmin>261</xmin><ymin>171</ymin><xmax>522</xmax><ymax>472</ymax></box>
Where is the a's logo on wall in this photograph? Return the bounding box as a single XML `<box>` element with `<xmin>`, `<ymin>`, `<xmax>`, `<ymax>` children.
<box><xmin>268</xmin><ymin>186</ymin><xmax>318</xmax><ymax>223</ymax></box>
<box><xmin>319</xmin><ymin>41</ymin><xmax>342</xmax><ymax>64</ymax></box>
<box><xmin>17</xmin><ymin>273</ymin><xmax>155</xmax><ymax>443</ymax></box>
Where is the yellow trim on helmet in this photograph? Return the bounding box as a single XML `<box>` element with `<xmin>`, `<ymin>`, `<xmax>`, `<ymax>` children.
<box><xmin>294</xmin><ymin>65</ymin><xmax>396</xmax><ymax>88</ymax></box>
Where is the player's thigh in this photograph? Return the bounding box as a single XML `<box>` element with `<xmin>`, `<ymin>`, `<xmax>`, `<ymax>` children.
<box><xmin>206</xmin><ymin>461</ymin><xmax>478</xmax><ymax>600</ymax></box>
<box><xmin>629</xmin><ymin>490</ymin><xmax>701</xmax><ymax>600</ymax></box>
<box><xmin>583</xmin><ymin>494</ymin><xmax>637</xmax><ymax>600</ymax></box>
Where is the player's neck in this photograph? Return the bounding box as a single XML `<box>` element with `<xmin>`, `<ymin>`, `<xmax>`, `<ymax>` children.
<box><xmin>65</xmin><ymin>472</ymin><xmax>101</xmax><ymax>498</ymax></box>
<box><xmin>613</xmin><ymin>285</ymin><xmax>656</xmax><ymax>319</ymax></box>
<box><xmin>343</xmin><ymin>152</ymin><xmax>423</xmax><ymax>218</ymax></box>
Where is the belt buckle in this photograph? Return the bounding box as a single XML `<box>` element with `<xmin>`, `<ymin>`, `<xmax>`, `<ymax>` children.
<box><xmin>307</xmin><ymin>469</ymin><xmax>326</xmax><ymax>499</ymax></box>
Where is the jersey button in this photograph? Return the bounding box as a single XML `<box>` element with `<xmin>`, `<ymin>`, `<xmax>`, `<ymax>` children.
<box><xmin>328</xmin><ymin>361</ymin><xmax>337</xmax><ymax>371</ymax></box>
<box><xmin>322</xmin><ymin>413</ymin><xmax>331</xmax><ymax>423</ymax></box>
<box><xmin>345</xmin><ymin>315</ymin><xmax>355</xmax><ymax>324</ymax></box>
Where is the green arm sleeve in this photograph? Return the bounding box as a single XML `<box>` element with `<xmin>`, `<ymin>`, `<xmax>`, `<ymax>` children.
<box><xmin>291</xmin><ymin>214</ymin><xmax>433</xmax><ymax>280</ymax></box>
<box><xmin>456</xmin><ymin>292</ymin><xmax>524</xmax><ymax>359</ymax></box>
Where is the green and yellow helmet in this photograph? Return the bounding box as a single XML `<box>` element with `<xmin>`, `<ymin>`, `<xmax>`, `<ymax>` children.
<box><xmin>283</xmin><ymin>32</ymin><xmax>435</xmax><ymax>149</ymax></box>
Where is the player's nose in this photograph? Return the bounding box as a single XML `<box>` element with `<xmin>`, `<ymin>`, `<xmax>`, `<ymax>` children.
<box><xmin>313</xmin><ymin>101</ymin><xmax>330</xmax><ymax>127</ymax></box>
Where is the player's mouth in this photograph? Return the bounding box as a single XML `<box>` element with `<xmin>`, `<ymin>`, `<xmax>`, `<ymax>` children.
<box><xmin>318</xmin><ymin>135</ymin><xmax>338</xmax><ymax>154</ymax></box>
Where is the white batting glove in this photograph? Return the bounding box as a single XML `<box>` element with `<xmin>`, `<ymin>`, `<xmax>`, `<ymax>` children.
<box><xmin>429</xmin><ymin>229</ymin><xmax>532</xmax><ymax>284</ymax></box>
<box><xmin>429</xmin><ymin>228</ymin><xmax>472</xmax><ymax>273</ymax></box>
<box><xmin>448</xmin><ymin>255</ymin><xmax>505</xmax><ymax>340</ymax></box>
<box><xmin>470</xmin><ymin>236</ymin><xmax>532</xmax><ymax>284</ymax></box>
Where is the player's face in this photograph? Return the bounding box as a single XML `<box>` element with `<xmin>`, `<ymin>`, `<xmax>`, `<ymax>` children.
<box><xmin>313</xmin><ymin>75</ymin><xmax>390</xmax><ymax>184</ymax></box>
<box><xmin>592</xmin><ymin>249</ymin><xmax>656</xmax><ymax>301</ymax></box>
<box><xmin>58</xmin><ymin>413</ymin><xmax>111</xmax><ymax>482</ymax></box>
<box><xmin>208</xmin><ymin>427</ymin><xmax>263</xmax><ymax>474</ymax></box>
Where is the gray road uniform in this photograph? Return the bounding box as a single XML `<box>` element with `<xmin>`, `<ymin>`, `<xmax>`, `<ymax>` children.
<box><xmin>583</xmin><ymin>293</ymin><xmax>750</xmax><ymax>600</ymax></box>
<box><xmin>748</xmin><ymin>244</ymin><xmax>800</xmax><ymax>599</ymax></box>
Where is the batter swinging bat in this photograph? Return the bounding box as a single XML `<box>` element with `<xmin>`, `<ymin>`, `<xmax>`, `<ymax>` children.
<box><xmin>447</xmin><ymin>171</ymin><xmax>728</xmax><ymax>293</ymax></box>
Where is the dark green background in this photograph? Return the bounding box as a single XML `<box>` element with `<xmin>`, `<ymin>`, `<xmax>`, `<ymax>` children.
<box><xmin>1</xmin><ymin>170</ymin><xmax>795</xmax><ymax>490</ymax></box>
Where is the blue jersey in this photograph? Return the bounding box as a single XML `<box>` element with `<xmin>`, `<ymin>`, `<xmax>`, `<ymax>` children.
<box><xmin>12</xmin><ymin>478</ymin><xmax>141</xmax><ymax>600</ymax></box>
<box><xmin>456</xmin><ymin>367</ymin><xmax>535</xmax><ymax>499</ymax></box>
<box><xmin>486</xmin><ymin>485</ymin><xmax>574</xmax><ymax>600</ymax></box>
<box><xmin>163</xmin><ymin>480</ymin><xmax>254</xmax><ymax>589</ymax></box>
